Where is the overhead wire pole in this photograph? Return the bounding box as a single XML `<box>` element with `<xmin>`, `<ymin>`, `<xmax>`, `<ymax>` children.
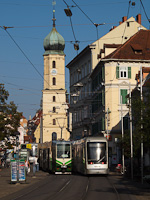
<box><xmin>121</xmin><ymin>95</ymin><xmax>125</xmax><ymax>175</ymax></box>
<box><xmin>129</xmin><ymin>83</ymin><xmax>133</xmax><ymax>180</ymax></box>
<box><xmin>140</xmin><ymin>66</ymin><xmax>143</xmax><ymax>184</ymax></box>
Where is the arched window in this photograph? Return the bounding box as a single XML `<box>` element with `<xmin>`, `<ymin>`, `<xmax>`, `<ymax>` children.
<box><xmin>53</xmin><ymin>119</ymin><xmax>56</xmax><ymax>125</ymax></box>
<box><xmin>53</xmin><ymin>96</ymin><xmax>56</xmax><ymax>102</ymax></box>
<box><xmin>53</xmin><ymin>107</ymin><xmax>56</xmax><ymax>113</ymax></box>
<box><xmin>52</xmin><ymin>132</ymin><xmax>57</xmax><ymax>140</ymax></box>
<box><xmin>52</xmin><ymin>77</ymin><xmax>56</xmax><ymax>85</ymax></box>
<box><xmin>52</xmin><ymin>61</ymin><xmax>56</xmax><ymax>68</ymax></box>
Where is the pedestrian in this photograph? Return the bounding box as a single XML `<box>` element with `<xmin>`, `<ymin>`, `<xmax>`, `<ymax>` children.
<box><xmin>34</xmin><ymin>156</ymin><xmax>38</xmax><ymax>172</ymax></box>
<box><xmin>25</xmin><ymin>160</ymin><xmax>30</xmax><ymax>175</ymax></box>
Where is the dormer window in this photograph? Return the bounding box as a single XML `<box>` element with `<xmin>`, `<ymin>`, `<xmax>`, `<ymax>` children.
<box><xmin>131</xmin><ymin>44</ymin><xmax>143</xmax><ymax>54</ymax></box>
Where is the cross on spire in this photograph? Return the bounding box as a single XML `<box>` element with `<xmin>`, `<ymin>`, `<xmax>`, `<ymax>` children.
<box><xmin>52</xmin><ymin>0</ymin><xmax>56</xmax><ymax>27</ymax></box>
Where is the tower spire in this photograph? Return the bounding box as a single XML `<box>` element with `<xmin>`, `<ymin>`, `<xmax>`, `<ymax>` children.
<box><xmin>52</xmin><ymin>0</ymin><xmax>56</xmax><ymax>27</ymax></box>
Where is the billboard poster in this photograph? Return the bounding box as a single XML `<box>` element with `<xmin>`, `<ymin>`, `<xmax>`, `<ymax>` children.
<box><xmin>11</xmin><ymin>160</ymin><xmax>26</xmax><ymax>182</ymax></box>
<box><xmin>19</xmin><ymin>160</ymin><xmax>26</xmax><ymax>181</ymax></box>
<box><xmin>11</xmin><ymin>160</ymin><xmax>17</xmax><ymax>182</ymax></box>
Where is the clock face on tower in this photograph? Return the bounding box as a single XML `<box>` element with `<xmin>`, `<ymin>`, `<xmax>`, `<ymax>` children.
<box><xmin>51</xmin><ymin>69</ymin><xmax>57</xmax><ymax>75</ymax></box>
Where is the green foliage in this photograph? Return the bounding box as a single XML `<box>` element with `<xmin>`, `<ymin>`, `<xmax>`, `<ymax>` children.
<box><xmin>0</xmin><ymin>84</ymin><xmax>22</xmax><ymax>140</ymax></box>
<box><xmin>118</xmin><ymin>87</ymin><xmax>150</xmax><ymax>159</ymax></box>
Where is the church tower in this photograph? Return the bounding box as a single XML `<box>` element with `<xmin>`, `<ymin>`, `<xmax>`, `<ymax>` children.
<box><xmin>42</xmin><ymin>1</ymin><xmax>70</xmax><ymax>142</ymax></box>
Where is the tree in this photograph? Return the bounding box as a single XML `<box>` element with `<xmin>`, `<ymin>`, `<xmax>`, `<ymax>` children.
<box><xmin>0</xmin><ymin>84</ymin><xmax>22</xmax><ymax>141</ymax></box>
<box><xmin>118</xmin><ymin>87</ymin><xmax>150</xmax><ymax>162</ymax></box>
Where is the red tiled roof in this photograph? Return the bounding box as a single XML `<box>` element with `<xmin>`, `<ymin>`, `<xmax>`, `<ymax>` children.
<box><xmin>103</xmin><ymin>30</ymin><xmax>150</xmax><ymax>60</ymax></box>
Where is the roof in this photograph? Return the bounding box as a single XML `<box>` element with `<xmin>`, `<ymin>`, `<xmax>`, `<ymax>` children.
<box><xmin>103</xmin><ymin>30</ymin><xmax>150</xmax><ymax>61</ymax></box>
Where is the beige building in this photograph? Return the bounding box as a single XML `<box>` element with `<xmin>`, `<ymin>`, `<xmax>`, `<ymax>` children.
<box><xmin>66</xmin><ymin>14</ymin><xmax>146</xmax><ymax>140</ymax></box>
<box><xmin>91</xmin><ymin>30</ymin><xmax>150</xmax><ymax>164</ymax></box>
<box><xmin>42</xmin><ymin>9</ymin><xmax>70</xmax><ymax>142</ymax></box>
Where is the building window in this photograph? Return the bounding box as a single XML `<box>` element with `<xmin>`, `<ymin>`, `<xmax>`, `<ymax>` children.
<box><xmin>53</xmin><ymin>119</ymin><xmax>56</xmax><ymax>125</ymax></box>
<box><xmin>120</xmin><ymin>89</ymin><xmax>127</xmax><ymax>104</ymax></box>
<box><xmin>53</xmin><ymin>96</ymin><xmax>56</xmax><ymax>102</ymax></box>
<box><xmin>52</xmin><ymin>61</ymin><xmax>56</xmax><ymax>68</ymax></box>
<box><xmin>123</xmin><ymin>116</ymin><xmax>129</xmax><ymax>130</ymax></box>
<box><xmin>116</xmin><ymin>66</ymin><xmax>131</xmax><ymax>79</ymax></box>
<box><xmin>53</xmin><ymin>107</ymin><xmax>56</xmax><ymax>112</ymax></box>
<box><xmin>52</xmin><ymin>132</ymin><xmax>57</xmax><ymax>140</ymax></box>
<box><xmin>52</xmin><ymin>77</ymin><xmax>56</xmax><ymax>85</ymax></box>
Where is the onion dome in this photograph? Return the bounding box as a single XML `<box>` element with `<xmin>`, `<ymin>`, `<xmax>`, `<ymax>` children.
<box><xmin>43</xmin><ymin>27</ymin><xmax>65</xmax><ymax>55</ymax></box>
<box><xmin>43</xmin><ymin>4</ymin><xmax>65</xmax><ymax>55</ymax></box>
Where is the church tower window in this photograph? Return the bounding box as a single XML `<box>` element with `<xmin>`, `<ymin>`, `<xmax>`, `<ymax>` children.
<box><xmin>52</xmin><ymin>77</ymin><xmax>56</xmax><ymax>85</ymax></box>
<box><xmin>53</xmin><ymin>96</ymin><xmax>56</xmax><ymax>102</ymax></box>
<box><xmin>53</xmin><ymin>107</ymin><xmax>56</xmax><ymax>113</ymax></box>
<box><xmin>52</xmin><ymin>61</ymin><xmax>56</xmax><ymax>68</ymax></box>
<box><xmin>53</xmin><ymin>119</ymin><xmax>56</xmax><ymax>125</ymax></box>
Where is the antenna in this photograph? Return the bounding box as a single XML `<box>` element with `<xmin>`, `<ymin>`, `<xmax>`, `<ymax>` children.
<box><xmin>52</xmin><ymin>0</ymin><xmax>56</xmax><ymax>27</ymax></box>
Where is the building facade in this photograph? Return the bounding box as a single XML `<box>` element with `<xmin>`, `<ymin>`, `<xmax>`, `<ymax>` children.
<box><xmin>66</xmin><ymin>14</ymin><xmax>146</xmax><ymax>140</ymax></box>
<box><xmin>91</xmin><ymin>30</ymin><xmax>150</xmax><ymax>164</ymax></box>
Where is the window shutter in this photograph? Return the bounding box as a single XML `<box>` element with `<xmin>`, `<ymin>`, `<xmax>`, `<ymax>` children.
<box><xmin>128</xmin><ymin>67</ymin><xmax>131</xmax><ymax>78</ymax></box>
<box><xmin>102</xmin><ymin>89</ymin><xmax>105</xmax><ymax>106</ymax></box>
<box><xmin>120</xmin><ymin>89</ymin><xmax>127</xmax><ymax>104</ymax></box>
<box><xmin>102</xmin><ymin>67</ymin><xmax>104</xmax><ymax>81</ymax></box>
<box><xmin>116</xmin><ymin>66</ymin><xmax>119</xmax><ymax>79</ymax></box>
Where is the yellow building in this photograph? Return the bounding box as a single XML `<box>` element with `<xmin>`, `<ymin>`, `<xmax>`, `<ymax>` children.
<box><xmin>42</xmin><ymin>8</ymin><xmax>70</xmax><ymax>142</ymax></box>
<box><xmin>91</xmin><ymin>30</ymin><xmax>150</xmax><ymax>163</ymax></box>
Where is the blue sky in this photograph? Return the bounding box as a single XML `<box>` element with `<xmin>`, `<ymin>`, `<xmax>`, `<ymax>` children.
<box><xmin>0</xmin><ymin>0</ymin><xmax>149</xmax><ymax>119</ymax></box>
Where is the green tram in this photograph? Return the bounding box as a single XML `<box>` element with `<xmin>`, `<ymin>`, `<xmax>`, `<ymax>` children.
<box><xmin>38</xmin><ymin>140</ymin><xmax>72</xmax><ymax>174</ymax></box>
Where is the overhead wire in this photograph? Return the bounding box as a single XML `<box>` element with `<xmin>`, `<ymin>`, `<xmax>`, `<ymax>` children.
<box><xmin>139</xmin><ymin>0</ymin><xmax>150</xmax><ymax>27</ymax></box>
<box><xmin>0</xmin><ymin>27</ymin><xmax>67</xmax><ymax>114</ymax></box>
<box><xmin>121</xmin><ymin>0</ymin><xmax>131</xmax><ymax>44</ymax></box>
<box><xmin>63</xmin><ymin>0</ymin><xmax>79</xmax><ymax>54</ymax></box>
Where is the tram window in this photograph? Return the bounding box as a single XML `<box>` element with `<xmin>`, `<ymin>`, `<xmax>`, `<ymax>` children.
<box><xmin>87</xmin><ymin>142</ymin><xmax>106</xmax><ymax>163</ymax></box>
<box><xmin>57</xmin><ymin>144</ymin><xmax>70</xmax><ymax>158</ymax></box>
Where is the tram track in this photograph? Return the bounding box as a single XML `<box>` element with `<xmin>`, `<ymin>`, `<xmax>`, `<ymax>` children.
<box><xmin>106</xmin><ymin>176</ymin><xmax>120</xmax><ymax>200</ymax></box>
<box><xmin>9</xmin><ymin>175</ymin><xmax>72</xmax><ymax>200</ymax></box>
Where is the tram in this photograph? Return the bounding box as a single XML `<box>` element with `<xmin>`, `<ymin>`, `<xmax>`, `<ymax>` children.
<box><xmin>38</xmin><ymin>140</ymin><xmax>72</xmax><ymax>174</ymax></box>
<box><xmin>72</xmin><ymin>137</ymin><xmax>109</xmax><ymax>175</ymax></box>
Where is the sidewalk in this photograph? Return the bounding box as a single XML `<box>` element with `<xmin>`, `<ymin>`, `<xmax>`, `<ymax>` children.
<box><xmin>0</xmin><ymin>166</ymin><xmax>49</xmax><ymax>199</ymax></box>
<box><xmin>110</xmin><ymin>169</ymin><xmax>150</xmax><ymax>200</ymax></box>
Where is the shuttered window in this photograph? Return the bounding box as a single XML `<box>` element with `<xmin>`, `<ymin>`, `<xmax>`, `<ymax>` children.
<box><xmin>116</xmin><ymin>66</ymin><xmax>119</xmax><ymax>78</ymax></box>
<box><xmin>120</xmin><ymin>89</ymin><xmax>127</xmax><ymax>104</ymax></box>
<box><xmin>116</xmin><ymin>66</ymin><xmax>131</xmax><ymax>79</ymax></box>
<box><xmin>128</xmin><ymin>67</ymin><xmax>131</xmax><ymax>78</ymax></box>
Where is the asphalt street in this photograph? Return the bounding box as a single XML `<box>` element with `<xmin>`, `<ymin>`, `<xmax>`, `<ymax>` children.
<box><xmin>0</xmin><ymin>167</ymin><xmax>150</xmax><ymax>200</ymax></box>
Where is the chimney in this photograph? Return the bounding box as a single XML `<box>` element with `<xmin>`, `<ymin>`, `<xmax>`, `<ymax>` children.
<box><xmin>119</xmin><ymin>21</ymin><xmax>122</xmax><ymax>25</ymax></box>
<box><xmin>122</xmin><ymin>16</ymin><xmax>127</xmax><ymax>22</ymax></box>
<box><xmin>136</xmin><ymin>14</ymin><xmax>141</xmax><ymax>24</ymax></box>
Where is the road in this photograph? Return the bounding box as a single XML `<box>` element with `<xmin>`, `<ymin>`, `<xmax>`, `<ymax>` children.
<box><xmin>1</xmin><ymin>173</ymin><xmax>148</xmax><ymax>200</ymax></box>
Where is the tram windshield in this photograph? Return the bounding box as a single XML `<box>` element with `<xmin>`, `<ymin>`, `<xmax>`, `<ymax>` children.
<box><xmin>57</xmin><ymin>144</ymin><xmax>70</xmax><ymax>158</ymax></box>
<box><xmin>87</xmin><ymin>142</ymin><xmax>107</xmax><ymax>164</ymax></box>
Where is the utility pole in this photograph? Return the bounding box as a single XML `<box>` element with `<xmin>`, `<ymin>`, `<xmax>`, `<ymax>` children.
<box><xmin>129</xmin><ymin>83</ymin><xmax>133</xmax><ymax>180</ymax></box>
<box><xmin>107</xmin><ymin>108</ymin><xmax>109</xmax><ymax>140</ymax></box>
<box><xmin>140</xmin><ymin>66</ymin><xmax>143</xmax><ymax>184</ymax></box>
<box><xmin>121</xmin><ymin>96</ymin><xmax>125</xmax><ymax>174</ymax></box>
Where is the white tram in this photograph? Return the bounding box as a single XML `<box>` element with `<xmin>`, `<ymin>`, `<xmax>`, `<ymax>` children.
<box><xmin>72</xmin><ymin>137</ymin><xmax>109</xmax><ymax>175</ymax></box>
<box><xmin>38</xmin><ymin>140</ymin><xmax>72</xmax><ymax>174</ymax></box>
